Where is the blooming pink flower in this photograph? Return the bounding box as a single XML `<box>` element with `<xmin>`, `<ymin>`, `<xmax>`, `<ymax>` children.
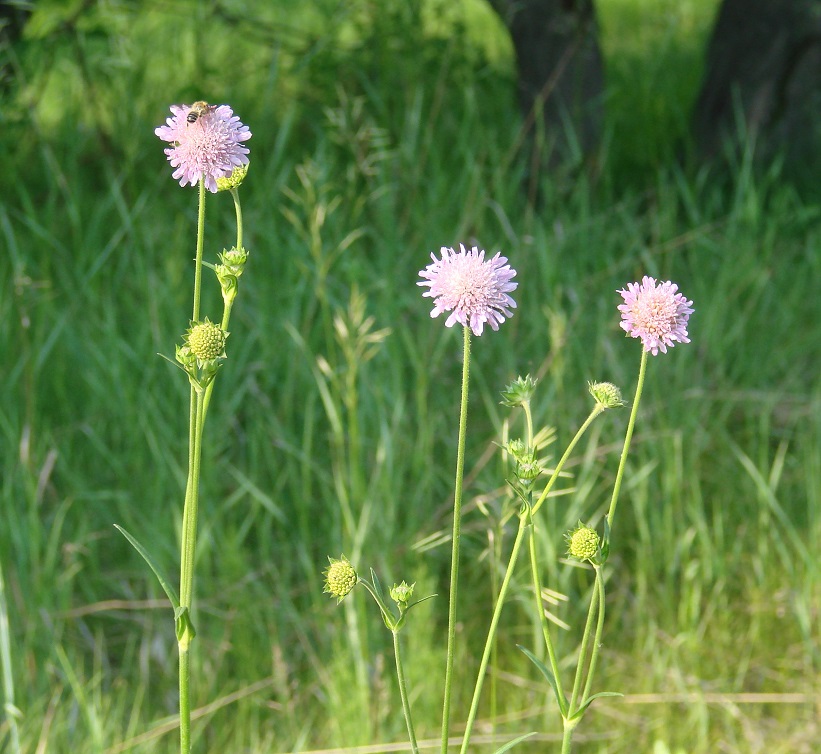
<box><xmin>418</xmin><ymin>244</ymin><xmax>518</xmax><ymax>336</ymax></box>
<box><xmin>617</xmin><ymin>276</ymin><xmax>694</xmax><ymax>355</ymax></box>
<box><xmin>155</xmin><ymin>103</ymin><xmax>251</xmax><ymax>193</ymax></box>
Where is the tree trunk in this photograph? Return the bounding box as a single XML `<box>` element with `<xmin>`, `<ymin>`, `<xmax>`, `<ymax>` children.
<box><xmin>489</xmin><ymin>0</ymin><xmax>604</xmax><ymax>170</ymax></box>
<box><xmin>693</xmin><ymin>0</ymin><xmax>821</xmax><ymax>168</ymax></box>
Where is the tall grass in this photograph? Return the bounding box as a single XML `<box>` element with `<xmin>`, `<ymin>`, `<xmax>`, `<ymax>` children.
<box><xmin>1</xmin><ymin>1</ymin><xmax>819</xmax><ymax>752</ymax></box>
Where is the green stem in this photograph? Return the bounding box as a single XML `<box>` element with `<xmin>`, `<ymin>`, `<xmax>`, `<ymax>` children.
<box><xmin>459</xmin><ymin>404</ymin><xmax>605</xmax><ymax>753</ymax></box>
<box><xmin>230</xmin><ymin>187</ymin><xmax>243</xmax><ymax>252</ymax></box>
<box><xmin>581</xmin><ymin>567</ymin><xmax>606</xmax><ymax>703</ymax></box>
<box><xmin>459</xmin><ymin>517</ymin><xmax>528</xmax><ymax>754</ymax></box>
<box><xmin>393</xmin><ymin>630</ymin><xmax>420</xmax><ymax>754</ymax></box>
<box><xmin>202</xmin><ymin>188</ymin><xmax>244</xmax><ymax>420</ymax></box>
<box><xmin>559</xmin><ymin>570</ymin><xmax>602</xmax><ymax>754</ymax></box>
<box><xmin>177</xmin><ymin>180</ymin><xmax>208</xmax><ymax>754</ymax></box>
<box><xmin>567</xmin><ymin>570</ymin><xmax>600</xmax><ymax>716</ymax></box>
<box><xmin>192</xmin><ymin>179</ymin><xmax>206</xmax><ymax>323</ymax></box>
<box><xmin>526</xmin><ymin>504</ymin><xmax>564</xmax><ymax>708</ymax></box>
<box><xmin>179</xmin><ymin>640</ymin><xmax>191</xmax><ymax>754</ymax></box>
<box><xmin>533</xmin><ymin>405</ymin><xmax>604</xmax><ymax>516</ymax></box>
<box><xmin>440</xmin><ymin>325</ymin><xmax>472</xmax><ymax>754</ymax></box>
<box><xmin>561</xmin><ymin>717</ymin><xmax>578</xmax><ymax>754</ymax></box>
<box><xmin>180</xmin><ymin>390</ymin><xmax>206</xmax><ymax>608</ymax></box>
<box><xmin>606</xmin><ymin>349</ymin><xmax>648</xmax><ymax>529</ymax></box>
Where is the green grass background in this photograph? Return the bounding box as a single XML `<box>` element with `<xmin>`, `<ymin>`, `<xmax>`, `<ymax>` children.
<box><xmin>1</xmin><ymin>0</ymin><xmax>819</xmax><ymax>752</ymax></box>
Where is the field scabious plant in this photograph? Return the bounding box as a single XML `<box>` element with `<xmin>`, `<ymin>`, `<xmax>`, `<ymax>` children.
<box><xmin>116</xmin><ymin>101</ymin><xmax>251</xmax><ymax>754</ymax></box>
<box><xmin>326</xmin><ymin>251</ymin><xmax>694</xmax><ymax>753</ymax></box>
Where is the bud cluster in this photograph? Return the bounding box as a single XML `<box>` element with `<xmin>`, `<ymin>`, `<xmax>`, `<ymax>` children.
<box><xmin>505</xmin><ymin>438</ymin><xmax>543</xmax><ymax>485</ymax></box>
<box><xmin>215</xmin><ymin>246</ymin><xmax>250</xmax><ymax>305</ymax></box>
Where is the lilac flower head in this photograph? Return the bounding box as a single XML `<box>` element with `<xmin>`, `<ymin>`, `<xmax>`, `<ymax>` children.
<box><xmin>617</xmin><ymin>276</ymin><xmax>694</xmax><ymax>355</ymax></box>
<box><xmin>155</xmin><ymin>103</ymin><xmax>251</xmax><ymax>193</ymax></box>
<box><xmin>418</xmin><ymin>244</ymin><xmax>518</xmax><ymax>336</ymax></box>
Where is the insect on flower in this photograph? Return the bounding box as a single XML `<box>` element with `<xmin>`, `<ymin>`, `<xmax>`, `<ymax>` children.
<box><xmin>187</xmin><ymin>101</ymin><xmax>216</xmax><ymax>124</ymax></box>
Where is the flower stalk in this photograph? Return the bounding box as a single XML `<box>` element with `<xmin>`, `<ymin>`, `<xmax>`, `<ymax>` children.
<box><xmin>459</xmin><ymin>402</ymin><xmax>605</xmax><ymax>753</ymax></box>
<box><xmin>440</xmin><ymin>324</ymin><xmax>471</xmax><ymax>754</ymax></box>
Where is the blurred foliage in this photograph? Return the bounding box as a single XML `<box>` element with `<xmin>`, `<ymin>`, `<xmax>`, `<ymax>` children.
<box><xmin>0</xmin><ymin>0</ymin><xmax>516</xmax><ymax>195</ymax></box>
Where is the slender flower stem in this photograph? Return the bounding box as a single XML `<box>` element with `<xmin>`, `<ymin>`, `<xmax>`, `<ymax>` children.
<box><xmin>393</xmin><ymin>630</ymin><xmax>420</xmax><ymax>754</ymax></box>
<box><xmin>202</xmin><ymin>187</ymin><xmax>244</xmax><ymax>420</ymax></box>
<box><xmin>192</xmin><ymin>180</ymin><xmax>206</xmax><ymax>323</ymax></box>
<box><xmin>230</xmin><ymin>187</ymin><xmax>243</xmax><ymax>252</ymax></box>
<box><xmin>459</xmin><ymin>516</ymin><xmax>528</xmax><ymax>754</ymax></box>
<box><xmin>178</xmin><ymin>388</ymin><xmax>206</xmax><ymax>753</ymax></box>
<box><xmin>581</xmin><ymin>567</ymin><xmax>606</xmax><ymax>703</ymax></box>
<box><xmin>606</xmin><ymin>349</ymin><xmax>648</xmax><ymax>529</ymax></box>
<box><xmin>178</xmin><ymin>639</ymin><xmax>191</xmax><ymax>754</ymax></box>
<box><xmin>567</xmin><ymin>570</ymin><xmax>600</xmax><ymax>715</ymax></box>
<box><xmin>441</xmin><ymin>325</ymin><xmax>471</xmax><ymax>754</ymax></box>
<box><xmin>533</xmin><ymin>405</ymin><xmax>604</xmax><ymax>516</ymax></box>
<box><xmin>560</xmin><ymin>567</ymin><xmax>602</xmax><ymax>754</ymax></box>
<box><xmin>460</xmin><ymin>406</ymin><xmax>604</xmax><ymax>753</ymax></box>
<box><xmin>561</xmin><ymin>717</ymin><xmax>579</xmax><ymax>754</ymax></box>
<box><xmin>526</xmin><ymin>504</ymin><xmax>564</xmax><ymax>707</ymax></box>
<box><xmin>177</xmin><ymin>179</ymin><xmax>208</xmax><ymax>754</ymax></box>
<box><xmin>180</xmin><ymin>389</ymin><xmax>206</xmax><ymax>607</ymax></box>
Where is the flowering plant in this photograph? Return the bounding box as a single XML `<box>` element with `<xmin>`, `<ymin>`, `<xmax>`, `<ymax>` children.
<box><xmin>326</xmin><ymin>250</ymin><xmax>694</xmax><ymax>754</ymax></box>
<box><xmin>117</xmin><ymin>101</ymin><xmax>251</xmax><ymax>754</ymax></box>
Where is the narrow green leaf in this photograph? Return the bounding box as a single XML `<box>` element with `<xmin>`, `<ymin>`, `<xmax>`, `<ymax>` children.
<box><xmin>407</xmin><ymin>593</ymin><xmax>438</xmax><ymax>611</ymax></box>
<box><xmin>114</xmin><ymin>525</ymin><xmax>179</xmax><ymax>610</ymax></box>
<box><xmin>492</xmin><ymin>731</ymin><xmax>537</xmax><ymax>753</ymax></box>
<box><xmin>370</xmin><ymin>568</ymin><xmax>386</xmax><ymax>602</ymax></box>
<box><xmin>517</xmin><ymin>644</ymin><xmax>568</xmax><ymax>717</ymax></box>
<box><xmin>600</xmin><ymin>515</ymin><xmax>612</xmax><ymax>562</ymax></box>
<box><xmin>570</xmin><ymin>691</ymin><xmax>623</xmax><ymax>720</ymax></box>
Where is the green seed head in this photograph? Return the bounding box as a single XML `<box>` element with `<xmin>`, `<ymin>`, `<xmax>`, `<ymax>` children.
<box><xmin>566</xmin><ymin>522</ymin><xmax>600</xmax><ymax>561</ymax></box>
<box><xmin>323</xmin><ymin>556</ymin><xmax>358</xmax><ymax>603</ymax></box>
<box><xmin>588</xmin><ymin>381</ymin><xmax>625</xmax><ymax>410</ymax></box>
<box><xmin>187</xmin><ymin>320</ymin><xmax>226</xmax><ymax>362</ymax></box>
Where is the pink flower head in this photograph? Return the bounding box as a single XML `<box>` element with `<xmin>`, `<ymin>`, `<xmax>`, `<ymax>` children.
<box><xmin>418</xmin><ymin>244</ymin><xmax>518</xmax><ymax>336</ymax></box>
<box><xmin>617</xmin><ymin>276</ymin><xmax>694</xmax><ymax>355</ymax></box>
<box><xmin>155</xmin><ymin>103</ymin><xmax>251</xmax><ymax>193</ymax></box>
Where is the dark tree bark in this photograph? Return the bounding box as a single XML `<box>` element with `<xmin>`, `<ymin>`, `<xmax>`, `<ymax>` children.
<box><xmin>693</xmin><ymin>0</ymin><xmax>821</xmax><ymax>167</ymax></box>
<box><xmin>489</xmin><ymin>0</ymin><xmax>605</xmax><ymax>169</ymax></box>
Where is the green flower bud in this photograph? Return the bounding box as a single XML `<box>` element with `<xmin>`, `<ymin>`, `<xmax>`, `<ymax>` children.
<box><xmin>505</xmin><ymin>439</ymin><xmax>542</xmax><ymax>481</ymax></box>
<box><xmin>588</xmin><ymin>381</ymin><xmax>625</xmax><ymax>410</ymax></box>
<box><xmin>566</xmin><ymin>522</ymin><xmax>600</xmax><ymax>561</ymax></box>
<box><xmin>500</xmin><ymin>374</ymin><xmax>538</xmax><ymax>407</ymax></box>
<box><xmin>323</xmin><ymin>556</ymin><xmax>358</xmax><ymax>603</ymax></box>
<box><xmin>216</xmin><ymin>162</ymin><xmax>249</xmax><ymax>192</ymax></box>
<box><xmin>218</xmin><ymin>246</ymin><xmax>249</xmax><ymax>278</ymax></box>
<box><xmin>175</xmin><ymin>343</ymin><xmax>197</xmax><ymax>370</ymax></box>
<box><xmin>390</xmin><ymin>581</ymin><xmax>415</xmax><ymax>606</ymax></box>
